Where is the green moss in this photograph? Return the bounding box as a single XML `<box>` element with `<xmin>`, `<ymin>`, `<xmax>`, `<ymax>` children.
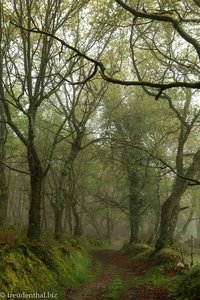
<box><xmin>0</xmin><ymin>237</ymin><xmax>92</xmax><ymax>299</ymax></box>
<box><xmin>123</xmin><ymin>243</ymin><xmax>154</xmax><ymax>261</ymax></box>
<box><xmin>123</xmin><ymin>243</ymin><xmax>152</xmax><ymax>254</ymax></box>
<box><xmin>0</xmin><ymin>246</ymin><xmax>56</xmax><ymax>294</ymax></box>
<box><xmin>153</xmin><ymin>247</ymin><xmax>180</xmax><ymax>266</ymax></box>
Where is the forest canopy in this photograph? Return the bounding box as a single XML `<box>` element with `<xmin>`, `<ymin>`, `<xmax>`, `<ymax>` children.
<box><xmin>0</xmin><ymin>0</ymin><xmax>200</xmax><ymax>250</ymax></box>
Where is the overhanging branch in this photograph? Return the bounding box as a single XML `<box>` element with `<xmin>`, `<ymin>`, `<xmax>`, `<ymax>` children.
<box><xmin>110</xmin><ymin>138</ymin><xmax>200</xmax><ymax>186</ymax></box>
<box><xmin>10</xmin><ymin>21</ymin><xmax>200</xmax><ymax>98</ymax></box>
<box><xmin>0</xmin><ymin>160</ymin><xmax>31</xmax><ymax>176</ymax></box>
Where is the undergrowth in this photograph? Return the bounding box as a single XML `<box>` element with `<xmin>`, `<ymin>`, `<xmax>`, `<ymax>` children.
<box><xmin>102</xmin><ymin>276</ymin><xmax>122</xmax><ymax>300</ymax></box>
<box><xmin>172</xmin><ymin>266</ymin><xmax>200</xmax><ymax>300</ymax></box>
<box><xmin>0</xmin><ymin>228</ymin><xmax>94</xmax><ymax>299</ymax></box>
<box><xmin>127</xmin><ymin>266</ymin><xmax>181</xmax><ymax>290</ymax></box>
<box><xmin>124</xmin><ymin>243</ymin><xmax>183</xmax><ymax>298</ymax></box>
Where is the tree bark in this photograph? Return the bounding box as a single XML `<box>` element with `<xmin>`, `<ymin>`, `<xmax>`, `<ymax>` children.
<box><xmin>0</xmin><ymin>167</ymin><xmax>8</xmax><ymax>226</ymax></box>
<box><xmin>129</xmin><ymin>192</ymin><xmax>141</xmax><ymax>244</ymax></box>
<box><xmin>27</xmin><ymin>148</ymin><xmax>43</xmax><ymax>239</ymax></box>
<box><xmin>147</xmin><ymin>175</ymin><xmax>161</xmax><ymax>244</ymax></box>
<box><xmin>54</xmin><ymin>206</ymin><xmax>63</xmax><ymax>240</ymax></box>
<box><xmin>129</xmin><ymin>213</ymin><xmax>140</xmax><ymax>244</ymax></box>
<box><xmin>0</xmin><ymin>146</ymin><xmax>8</xmax><ymax>226</ymax></box>
<box><xmin>156</xmin><ymin>177</ymin><xmax>191</xmax><ymax>250</ymax></box>
<box><xmin>67</xmin><ymin>206</ymin><xmax>73</xmax><ymax>235</ymax></box>
<box><xmin>128</xmin><ymin>170</ymin><xmax>140</xmax><ymax>244</ymax></box>
<box><xmin>0</xmin><ymin>3</ymin><xmax>8</xmax><ymax>226</ymax></box>
<box><xmin>72</xmin><ymin>204</ymin><xmax>82</xmax><ymax>237</ymax></box>
<box><xmin>156</xmin><ymin>148</ymin><xmax>200</xmax><ymax>250</ymax></box>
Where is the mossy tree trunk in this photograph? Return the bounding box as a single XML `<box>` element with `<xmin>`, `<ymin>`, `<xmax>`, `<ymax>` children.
<box><xmin>63</xmin><ymin>204</ymin><xmax>73</xmax><ymax>235</ymax></box>
<box><xmin>0</xmin><ymin>101</ymin><xmax>8</xmax><ymax>226</ymax></box>
<box><xmin>54</xmin><ymin>205</ymin><xmax>64</xmax><ymax>240</ymax></box>
<box><xmin>156</xmin><ymin>149</ymin><xmax>200</xmax><ymax>251</ymax></box>
<box><xmin>155</xmin><ymin>177</ymin><xmax>188</xmax><ymax>250</ymax></box>
<box><xmin>72</xmin><ymin>203</ymin><xmax>82</xmax><ymax>237</ymax></box>
<box><xmin>129</xmin><ymin>199</ymin><xmax>140</xmax><ymax>244</ymax></box>
<box><xmin>147</xmin><ymin>173</ymin><xmax>162</xmax><ymax>244</ymax></box>
<box><xmin>0</xmin><ymin>133</ymin><xmax>8</xmax><ymax>226</ymax></box>
<box><xmin>27</xmin><ymin>140</ymin><xmax>44</xmax><ymax>239</ymax></box>
<box><xmin>129</xmin><ymin>170</ymin><xmax>140</xmax><ymax>244</ymax></box>
<box><xmin>156</xmin><ymin>89</ymin><xmax>200</xmax><ymax>250</ymax></box>
<box><xmin>0</xmin><ymin>3</ymin><xmax>8</xmax><ymax>226</ymax></box>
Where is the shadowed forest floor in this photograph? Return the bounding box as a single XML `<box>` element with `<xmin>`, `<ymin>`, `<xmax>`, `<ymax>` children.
<box><xmin>65</xmin><ymin>249</ymin><xmax>171</xmax><ymax>300</ymax></box>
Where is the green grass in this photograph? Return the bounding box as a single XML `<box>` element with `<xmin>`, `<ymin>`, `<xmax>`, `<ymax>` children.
<box><xmin>65</xmin><ymin>254</ymin><xmax>94</xmax><ymax>286</ymax></box>
<box><xmin>126</xmin><ymin>266</ymin><xmax>181</xmax><ymax>290</ymax></box>
<box><xmin>102</xmin><ymin>276</ymin><xmax>122</xmax><ymax>300</ymax></box>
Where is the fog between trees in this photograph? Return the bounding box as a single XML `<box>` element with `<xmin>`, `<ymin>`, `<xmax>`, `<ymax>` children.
<box><xmin>1</xmin><ymin>0</ymin><xmax>200</xmax><ymax>250</ymax></box>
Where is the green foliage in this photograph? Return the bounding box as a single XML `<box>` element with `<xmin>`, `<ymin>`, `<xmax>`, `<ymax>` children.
<box><xmin>103</xmin><ymin>276</ymin><xmax>122</xmax><ymax>300</ymax></box>
<box><xmin>172</xmin><ymin>266</ymin><xmax>200</xmax><ymax>300</ymax></box>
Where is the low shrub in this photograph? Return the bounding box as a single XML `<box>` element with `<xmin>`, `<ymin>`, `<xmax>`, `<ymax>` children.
<box><xmin>172</xmin><ymin>266</ymin><xmax>200</xmax><ymax>300</ymax></box>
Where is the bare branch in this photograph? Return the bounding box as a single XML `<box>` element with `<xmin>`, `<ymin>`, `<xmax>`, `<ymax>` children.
<box><xmin>110</xmin><ymin>138</ymin><xmax>200</xmax><ymax>186</ymax></box>
<box><xmin>10</xmin><ymin>21</ymin><xmax>200</xmax><ymax>98</ymax></box>
<box><xmin>0</xmin><ymin>160</ymin><xmax>30</xmax><ymax>176</ymax></box>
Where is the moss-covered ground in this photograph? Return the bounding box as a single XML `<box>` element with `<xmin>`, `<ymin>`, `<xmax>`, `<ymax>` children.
<box><xmin>1</xmin><ymin>229</ymin><xmax>200</xmax><ymax>300</ymax></box>
<box><xmin>0</xmin><ymin>227</ymin><xmax>94</xmax><ymax>299</ymax></box>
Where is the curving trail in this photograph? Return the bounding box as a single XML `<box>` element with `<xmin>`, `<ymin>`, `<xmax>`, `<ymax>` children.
<box><xmin>65</xmin><ymin>249</ymin><xmax>170</xmax><ymax>300</ymax></box>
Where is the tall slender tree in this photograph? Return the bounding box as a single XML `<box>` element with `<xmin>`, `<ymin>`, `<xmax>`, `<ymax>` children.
<box><xmin>0</xmin><ymin>2</ymin><xmax>9</xmax><ymax>226</ymax></box>
<box><xmin>3</xmin><ymin>0</ymin><xmax>89</xmax><ymax>238</ymax></box>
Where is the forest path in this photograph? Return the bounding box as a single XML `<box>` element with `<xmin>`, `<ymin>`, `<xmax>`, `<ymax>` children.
<box><xmin>65</xmin><ymin>249</ymin><xmax>171</xmax><ymax>300</ymax></box>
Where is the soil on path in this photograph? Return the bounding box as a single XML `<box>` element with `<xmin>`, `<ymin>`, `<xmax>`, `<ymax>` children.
<box><xmin>65</xmin><ymin>249</ymin><xmax>171</xmax><ymax>300</ymax></box>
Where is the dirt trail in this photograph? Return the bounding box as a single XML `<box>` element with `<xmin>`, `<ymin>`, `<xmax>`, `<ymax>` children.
<box><xmin>65</xmin><ymin>249</ymin><xmax>170</xmax><ymax>300</ymax></box>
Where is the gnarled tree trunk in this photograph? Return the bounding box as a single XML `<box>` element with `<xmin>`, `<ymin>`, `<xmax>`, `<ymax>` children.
<box><xmin>156</xmin><ymin>149</ymin><xmax>200</xmax><ymax>251</ymax></box>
